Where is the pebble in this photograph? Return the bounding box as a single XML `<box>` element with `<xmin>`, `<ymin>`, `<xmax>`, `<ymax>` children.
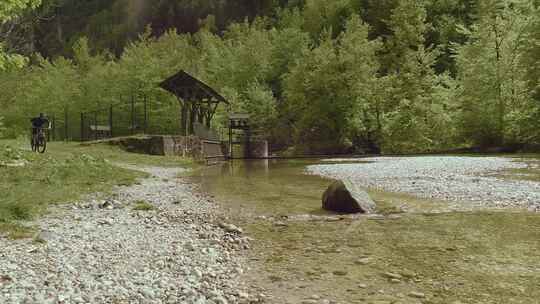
<box><xmin>219</xmin><ymin>222</ymin><xmax>243</xmax><ymax>234</ymax></box>
<box><xmin>0</xmin><ymin>165</ymin><xmax>251</xmax><ymax>304</ymax></box>
<box><xmin>408</xmin><ymin>291</ymin><xmax>426</xmax><ymax>298</ymax></box>
<box><xmin>355</xmin><ymin>258</ymin><xmax>370</xmax><ymax>265</ymax></box>
<box><xmin>274</xmin><ymin>221</ymin><xmax>289</xmax><ymax>227</ymax></box>
<box><xmin>308</xmin><ymin>157</ymin><xmax>540</xmax><ymax>209</ymax></box>
<box><xmin>383</xmin><ymin>272</ymin><xmax>402</xmax><ymax>280</ymax></box>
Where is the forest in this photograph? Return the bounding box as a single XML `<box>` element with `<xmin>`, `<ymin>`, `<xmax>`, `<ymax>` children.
<box><xmin>1</xmin><ymin>0</ymin><xmax>539</xmax><ymax>154</ymax></box>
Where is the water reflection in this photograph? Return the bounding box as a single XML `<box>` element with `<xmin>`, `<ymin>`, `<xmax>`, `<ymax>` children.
<box><xmin>190</xmin><ymin>159</ymin><xmax>334</xmax><ymax>215</ymax></box>
<box><xmin>190</xmin><ymin>159</ymin><xmax>540</xmax><ymax>304</ymax></box>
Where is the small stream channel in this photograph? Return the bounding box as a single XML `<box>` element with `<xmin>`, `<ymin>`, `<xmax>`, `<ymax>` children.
<box><xmin>188</xmin><ymin>159</ymin><xmax>346</xmax><ymax>216</ymax></box>
<box><xmin>187</xmin><ymin>158</ymin><xmax>540</xmax><ymax>304</ymax></box>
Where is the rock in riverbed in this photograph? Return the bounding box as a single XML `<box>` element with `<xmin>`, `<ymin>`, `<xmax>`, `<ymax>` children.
<box><xmin>528</xmin><ymin>203</ymin><xmax>540</xmax><ymax>212</ymax></box>
<box><xmin>219</xmin><ymin>222</ymin><xmax>243</xmax><ymax>234</ymax></box>
<box><xmin>322</xmin><ymin>180</ymin><xmax>376</xmax><ymax>213</ymax></box>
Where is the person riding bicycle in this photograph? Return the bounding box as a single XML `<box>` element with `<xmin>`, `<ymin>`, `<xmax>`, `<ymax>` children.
<box><xmin>30</xmin><ymin>113</ymin><xmax>49</xmax><ymax>135</ymax></box>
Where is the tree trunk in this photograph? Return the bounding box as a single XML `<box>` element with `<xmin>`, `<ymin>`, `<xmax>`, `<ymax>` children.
<box><xmin>493</xmin><ymin>20</ymin><xmax>504</xmax><ymax>145</ymax></box>
<box><xmin>56</xmin><ymin>11</ymin><xmax>63</xmax><ymax>43</ymax></box>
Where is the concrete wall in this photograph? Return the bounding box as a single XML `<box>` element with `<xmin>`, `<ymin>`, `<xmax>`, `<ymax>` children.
<box><xmin>162</xmin><ymin>136</ymin><xmax>203</xmax><ymax>158</ymax></box>
<box><xmin>225</xmin><ymin>140</ymin><xmax>268</xmax><ymax>159</ymax></box>
<box><xmin>107</xmin><ymin>135</ymin><xmax>224</xmax><ymax>162</ymax></box>
<box><xmin>108</xmin><ymin>135</ymin><xmax>266</xmax><ymax>161</ymax></box>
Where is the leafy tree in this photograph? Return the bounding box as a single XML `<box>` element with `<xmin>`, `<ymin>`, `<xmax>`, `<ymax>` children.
<box><xmin>424</xmin><ymin>0</ymin><xmax>477</xmax><ymax>74</ymax></box>
<box><xmin>283</xmin><ymin>15</ymin><xmax>381</xmax><ymax>153</ymax></box>
<box><xmin>354</xmin><ymin>0</ymin><xmax>397</xmax><ymax>39</ymax></box>
<box><xmin>0</xmin><ymin>0</ymin><xmax>41</xmax><ymax>134</ymax></box>
<box><xmin>380</xmin><ymin>0</ymin><xmax>457</xmax><ymax>152</ymax></box>
<box><xmin>301</xmin><ymin>0</ymin><xmax>354</xmax><ymax>39</ymax></box>
<box><xmin>0</xmin><ymin>0</ymin><xmax>40</xmax><ymax>70</ymax></box>
<box><xmin>0</xmin><ymin>0</ymin><xmax>40</xmax><ymax>21</ymax></box>
<box><xmin>2</xmin><ymin>0</ymin><xmax>540</xmax><ymax>153</ymax></box>
<box><xmin>518</xmin><ymin>4</ymin><xmax>540</xmax><ymax>143</ymax></box>
<box><xmin>454</xmin><ymin>0</ymin><xmax>538</xmax><ymax>146</ymax></box>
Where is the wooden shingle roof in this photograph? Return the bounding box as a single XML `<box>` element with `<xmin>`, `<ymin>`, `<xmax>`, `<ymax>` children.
<box><xmin>159</xmin><ymin>70</ymin><xmax>228</xmax><ymax>104</ymax></box>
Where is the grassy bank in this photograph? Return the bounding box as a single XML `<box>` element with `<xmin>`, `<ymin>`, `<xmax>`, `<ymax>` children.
<box><xmin>0</xmin><ymin>140</ymin><xmax>192</xmax><ymax>238</ymax></box>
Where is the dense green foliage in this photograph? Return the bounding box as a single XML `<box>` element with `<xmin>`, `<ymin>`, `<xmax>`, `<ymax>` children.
<box><xmin>0</xmin><ymin>0</ymin><xmax>40</xmax><ymax>21</ymax></box>
<box><xmin>0</xmin><ymin>0</ymin><xmax>40</xmax><ymax>70</ymax></box>
<box><xmin>1</xmin><ymin>0</ymin><xmax>539</xmax><ymax>153</ymax></box>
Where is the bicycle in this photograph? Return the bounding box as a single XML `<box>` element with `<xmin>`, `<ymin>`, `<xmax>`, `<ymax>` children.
<box><xmin>30</xmin><ymin>127</ymin><xmax>47</xmax><ymax>153</ymax></box>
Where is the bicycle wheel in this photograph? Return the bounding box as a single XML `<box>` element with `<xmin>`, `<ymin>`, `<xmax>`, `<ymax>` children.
<box><xmin>37</xmin><ymin>136</ymin><xmax>47</xmax><ymax>153</ymax></box>
<box><xmin>31</xmin><ymin>136</ymin><xmax>37</xmax><ymax>152</ymax></box>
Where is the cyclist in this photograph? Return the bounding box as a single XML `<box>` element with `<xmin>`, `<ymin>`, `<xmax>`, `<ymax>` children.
<box><xmin>30</xmin><ymin>113</ymin><xmax>49</xmax><ymax>136</ymax></box>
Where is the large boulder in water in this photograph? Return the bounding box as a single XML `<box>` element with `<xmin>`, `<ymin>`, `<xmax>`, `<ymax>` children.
<box><xmin>322</xmin><ymin>180</ymin><xmax>376</xmax><ymax>214</ymax></box>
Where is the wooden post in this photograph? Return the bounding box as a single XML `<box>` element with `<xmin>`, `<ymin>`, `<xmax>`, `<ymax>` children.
<box><xmin>131</xmin><ymin>94</ymin><xmax>135</xmax><ymax>135</ymax></box>
<box><xmin>245</xmin><ymin>128</ymin><xmax>251</xmax><ymax>159</ymax></box>
<box><xmin>52</xmin><ymin>115</ymin><xmax>56</xmax><ymax>141</ymax></box>
<box><xmin>144</xmin><ymin>94</ymin><xmax>148</xmax><ymax>134</ymax></box>
<box><xmin>185</xmin><ymin>108</ymin><xmax>189</xmax><ymax>137</ymax></box>
<box><xmin>198</xmin><ymin>107</ymin><xmax>204</xmax><ymax>124</ymax></box>
<box><xmin>109</xmin><ymin>105</ymin><xmax>113</xmax><ymax>138</ymax></box>
<box><xmin>64</xmin><ymin>107</ymin><xmax>68</xmax><ymax>141</ymax></box>
<box><xmin>205</xmin><ymin>100</ymin><xmax>212</xmax><ymax>128</ymax></box>
<box><xmin>94</xmin><ymin>111</ymin><xmax>98</xmax><ymax>141</ymax></box>
<box><xmin>206</xmin><ymin>110</ymin><xmax>211</xmax><ymax>128</ymax></box>
<box><xmin>178</xmin><ymin>99</ymin><xmax>185</xmax><ymax>135</ymax></box>
<box><xmin>80</xmin><ymin>113</ymin><xmax>84</xmax><ymax>141</ymax></box>
<box><xmin>229</xmin><ymin>121</ymin><xmax>233</xmax><ymax>159</ymax></box>
<box><xmin>189</xmin><ymin>104</ymin><xmax>196</xmax><ymax>135</ymax></box>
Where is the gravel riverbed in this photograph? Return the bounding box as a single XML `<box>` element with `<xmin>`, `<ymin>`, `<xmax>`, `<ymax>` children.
<box><xmin>0</xmin><ymin>166</ymin><xmax>252</xmax><ymax>304</ymax></box>
<box><xmin>307</xmin><ymin>156</ymin><xmax>540</xmax><ymax>210</ymax></box>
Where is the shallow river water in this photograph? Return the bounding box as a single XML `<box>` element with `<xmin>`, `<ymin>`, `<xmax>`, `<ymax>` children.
<box><xmin>189</xmin><ymin>159</ymin><xmax>338</xmax><ymax>216</ymax></box>
<box><xmin>189</xmin><ymin>158</ymin><xmax>540</xmax><ymax>304</ymax></box>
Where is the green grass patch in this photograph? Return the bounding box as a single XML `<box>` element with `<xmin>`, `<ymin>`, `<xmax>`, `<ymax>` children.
<box><xmin>77</xmin><ymin>142</ymin><xmax>196</xmax><ymax>168</ymax></box>
<box><xmin>0</xmin><ymin>140</ymin><xmax>145</xmax><ymax>236</ymax></box>
<box><xmin>497</xmin><ymin>159</ymin><xmax>540</xmax><ymax>182</ymax></box>
<box><xmin>0</xmin><ymin>222</ymin><xmax>35</xmax><ymax>239</ymax></box>
<box><xmin>132</xmin><ymin>200</ymin><xmax>155</xmax><ymax>211</ymax></box>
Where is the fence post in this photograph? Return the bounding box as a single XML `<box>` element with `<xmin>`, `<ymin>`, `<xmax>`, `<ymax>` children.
<box><xmin>229</xmin><ymin>124</ymin><xmax>233</xmax><ymax>159</ymax></box>
<box><xmin>80</xmin><ymin>113</ymin><xmax>84</xmax><ymax>141</ymax></box>
<box><xmin>94</xmin><ymin>111</ymin><xmax>98</xmax><ymax>141</ymax></box>
<box><xmin>131</xmin><ymin>94</ymin><xmax>135</xmax><ymax>135</ymax></box>
<box><xmin>51</xmin><ymin>115</ymin><xmax>55</xmax><ymax>142</ymax></box>
<box><xmin>64</xmin><ymin>107</ymin><xmax>68</xmax><ymax>141</ymax></box>
<box><xmin>109</xmin><ymin>105</ymin><xmax>113</xmax><ymax>138</ymax></box>
<box><xmin>144</xmin><ymin>94</ymin><xmax>148</xmax><ymax>134</ymax></box>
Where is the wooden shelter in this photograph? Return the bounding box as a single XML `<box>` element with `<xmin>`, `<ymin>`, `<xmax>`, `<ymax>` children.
<box><xmin>159</xmin><ymin>70</ymin><xmax>229</xmax><ymax>135</ymax></box>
